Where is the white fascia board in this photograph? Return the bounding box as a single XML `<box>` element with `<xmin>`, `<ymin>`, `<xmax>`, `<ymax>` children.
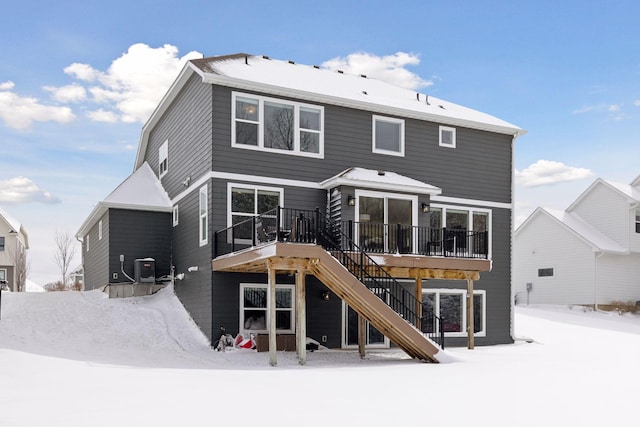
<box><xmin>320</xmin><ymin>176</ymin><xmax>442</xmax><ymax>196</ymax></box>
<box><xmin>201</xmin><ymin>73</ymin><xmax>527</xmax><ymax>138</ymax></box>
<box><xmin>134</xmin><ymin>63</ymin><xmax>200</xmax><ymax>171</ymax></box>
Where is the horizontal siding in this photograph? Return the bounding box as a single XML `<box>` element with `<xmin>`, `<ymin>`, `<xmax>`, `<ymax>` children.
<box><xmin>211</xmin><ymin>85</ymin><xmax>513</xmax><ymax>204</ymax></box>
<box><xmin>514</xmin><ymin>212</ymin><xmax>595</xmax><ymax>305</ymax></box>
<box><xmin>83</xmin><ymin>211</ymin><xmax>109</xmax><ymax>289</ymax></box>
<box><xmin>571</xmin><ymin>184</ymin><xmax>629</xmax><ymax>247</ymax></box>
<box><xmin>596</xmin><ymin>253</ymin><xmax>640</xmax><ymax>304</ymax></box>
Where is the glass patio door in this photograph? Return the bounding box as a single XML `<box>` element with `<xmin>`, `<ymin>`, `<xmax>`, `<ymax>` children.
<box><xmin>343</xmin><ymin>301</ymin><xmax>388</xmax><ymax>348</ymax></box>
<box><xmin>357</xmin><ymin>192</ymin><xmax>415</xmax><ymax>253</ymax></box>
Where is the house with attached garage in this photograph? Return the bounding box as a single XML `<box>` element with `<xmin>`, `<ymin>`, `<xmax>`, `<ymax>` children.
<box><xmin>514</xmin><ymin>176</ymin><xmax>640</xmax><ymax>308</ymax></box>
<box><xmin>77</xmin><ymin>53</ymin><xmax>525</xmax><ymax>364</ymax></box>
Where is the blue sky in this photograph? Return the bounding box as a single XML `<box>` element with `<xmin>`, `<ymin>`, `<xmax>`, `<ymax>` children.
<box><xmin>2</xmin><ymin>0</ymin><xmax>639</xmax><ymax>285</ymax></box>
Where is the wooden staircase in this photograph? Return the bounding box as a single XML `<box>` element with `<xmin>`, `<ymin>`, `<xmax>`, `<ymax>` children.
<box><xmin>309</xmin><ymin>248</ymin><xmax>442</xmax><ymax>363</ymax></box>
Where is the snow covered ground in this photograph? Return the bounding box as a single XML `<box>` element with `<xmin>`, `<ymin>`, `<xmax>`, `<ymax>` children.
<box><xmin>1</xmin><ymin>287</ymin><xmax>639</xmax><ymax>427</ymax></box>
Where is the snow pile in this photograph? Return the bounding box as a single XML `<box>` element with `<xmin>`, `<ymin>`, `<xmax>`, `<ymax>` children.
<box><xmin>1</xmin><ymin>290</ymin><xmax>640</xmax><ymax>426</ymax></box>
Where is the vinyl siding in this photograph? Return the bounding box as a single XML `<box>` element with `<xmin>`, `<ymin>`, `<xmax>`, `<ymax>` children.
<box><xmin>514</xmin><ymin>212</ymin><xmax>595</xmax><ymax>305</ymax></box>
<box><xmin>83</xmin><ymin>210</ymin><xmax>109</xmax><ymax>290</ymax></box>
<box><xmin>596</xmin><ymin>253</ymin><xmax>640</xmax><ymax>304</ymax></box>
<box><xmin>570</xmin><ymin>183</ymin><xmax>630</xmax><ymax>247</ymax></box>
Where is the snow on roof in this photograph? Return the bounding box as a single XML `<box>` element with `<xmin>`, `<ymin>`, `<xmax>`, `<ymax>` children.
<box><xmin>542</xmin><ymin>208</ymin><xmax>627</xmax><ymax>254</ymax></box>
<box><xmin>76</xmin><ymin>162</ymin><xmax>172</xmax><ymax>238</ymax></box>
<box><xmin>0</xmin><ymin>207</ymin><xmax>29</xmax><ymax>248</ymax></box>
<box><xmin>319</xmin><ymin>167</ymin><xmax>442</xmax><ymax>195</ymax></box>
<box><xmin>603</xmin><ymin>179</ymin><xmax>640</xmax><ymax>202</ymax></box>
<box><xmin>191</xmin><ymin>54</ymin><xmax>525</xmax><ymax>137</ymax></box>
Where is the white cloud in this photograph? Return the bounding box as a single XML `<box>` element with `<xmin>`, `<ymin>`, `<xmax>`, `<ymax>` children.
<box><xmin>515</xmin><ymin>160</ymin><xmax>593</xmax><ymax>187</ymax></box>
<box><xmin>59</xmin><ymin>43</ymin><xmax>202</xmax><ymax>124</ymax></box>
<box><xmin>634</xmin><ymin>100</ymin><xmax>640</xmax><ymax>107</ymax></box>
<box><xmin>0</xmin><ymin>81</ymin><xmax>15</xmax><ymax>90</ymax></box>
<box><xmin>43</xmin><ymin>84</ymin><xmax>87</xmax><ymax>103</ymax></box>
<box><xmin>321</xmin><ymin>51</ymin><xmax>432</xmax><ymax>90</ymax></box>
<box><xmin>86</xmin><ymin>108</ymin><xmax>118</xmax><ymax>123</ymax></box>
<box><xmin>0</xmin><ymin>90</ymin><xmax>75</xmax><ymax>130</ymax></box>
<box><xmin>0</xmin><ymin>177</ymin><xmax>61</xmax><ymax>204</ymax></box>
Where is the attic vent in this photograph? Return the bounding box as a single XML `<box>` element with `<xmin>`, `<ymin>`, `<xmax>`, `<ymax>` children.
<box><xmin>337</xmin><ymin>70</ymin><xmax>344</xmax><ymax>74</ymax></box>
<box><xmin>262</xmin><ymin>55</ymin><xmax>270</xmax><ymax>60</ymax></box>
<box><xmin>288</xmin><ymin>60</ymin><xmax>295</xmax><ymax>64</ymax></box>
<box><xmin>377</xmin><ymin>170</ymin><xmax>385</xmax><ymax>176</ymax></box>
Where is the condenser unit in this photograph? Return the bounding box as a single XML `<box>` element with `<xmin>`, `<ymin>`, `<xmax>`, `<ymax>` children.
<box><xmin>134</xmin><ymin>258</ymin><xmax>155</xmax><ymax>283</ymax></box>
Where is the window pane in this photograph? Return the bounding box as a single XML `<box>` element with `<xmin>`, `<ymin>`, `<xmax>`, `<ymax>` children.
<box><xmin>300</xmin><ymin>107</ymin><xmax>320</xmax><ymax>131</ymax></box>
<box><xmin>264</xmin><ymin>101</ymin><xmax>294</xmax><ymax>150</ymax></box>
<box><xmin>244</xmin><ymin>310</ymin><xmax>266</xmax><ymax>330</ymax></box>
<box><xmin>375</xmin><ymin>120</ymin><xmax>401</xmax><ymax>152</ymax></box>
<box><xmin>244</xmin><ymin>288</ymin><xmax>267</xmax><ymax>308</ymax></box>
<box><xmin>276</xmin><ymin>288</ymin><xmax>292</xmax><ymax>308</ymax></box>
<box><xmin>473</xmin><ymin>212</ymin><xmax>488</xmax><ymax>232</ymax></box>
<box><xmin>421</xmin><ymin>293</ymin><xmax>435</xmax><ymax>333</ymax></box>
<box><xmin>300</xmin><ymin>131</ymin><xmax>319</xmax><ymax>153</ymax></box>
<box><xmin>440</xmin><ymin>293</ymin><xmax>462</xmax><ymax>332</ymax></box>
<box><xmin>429</xmin><ymin>208</ymin><xmax>442</xmax><ymax>229</ymax></box>
<box><xmin>447</xmin><ymin>209</ymin><xmax>468</xmax><ymax>230</ymax></box>
<box><xmin>473</xmin><ymin>294</ymin><xmax>483</xmax><ymax>333</ymax></box>
<box><xmin>0</xmin><ymin>270</ymin><xmax>5</xmax><ymax>280</ymax></box>
<box><xmin>275</xmin><ymin>310</ymin><xmax>291</xmax><ymax>330</ymax></box>
<box><xmin>0</xmin><ymin>236</ymin><xmax>4</xmax><ymax>251</ymax></box>
<box><xmin>257</xmin><ymin>190</ymin><xmax>280</xmax><ymax>214</ymax></box>
<box><xmin>232</xmin><ymin>215</ymin><xmax>253</xmax><ymax>240</ymax></box>
<box><xmin>236</xmin><ymin>122</ymin><xmax>258</xmax><ymax>146</ymax></box>
<box><xmin>232</xmin><ymin>188</ymin><xmax>255</xmax><ymax>213</ymax></box>
<box><xmin>236</xmin><ymin>97</ymin><xmax>259</xmax><ymax>121</ymax></box>
<box><xmin>441</xmin><ymin>129</ymin><xmax>453</xmax><ymax>146</ymax></box>
<box><xmin>199</xmin><ymin>190</ymin><xmax>207</xmax><ymax>216</ymax></box>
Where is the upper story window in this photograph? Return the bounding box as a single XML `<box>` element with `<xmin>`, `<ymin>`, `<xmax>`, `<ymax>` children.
<box><xmin>199</xmin><ymin>186</ymin><xmax>208</xmax><ymax>246</ymax></box>
<box><xmin>0</xmin><ymin>236</ymin><xmax>4</xmax><ymax>251</ymax></box>
<box><xmin>98</xmin><ymin>220</ymin><xmax>103</xmax><ymax>240</ymax></box>
<box><xmin>635</xmin><ymin>210</ymin><xmax>640</xmax><ymax>233</ymax></box>
<box><xmin>173</xmin><ymin>205</ymin><xmax>179</xmax><ymax>227</ymax></box>
<box><xmin>439</xmin><ymin>125</ymin><xmax>456</xmax><ymax>148</ymax></box>
<box><xmin>232</xmin><ymin>92</ymin><xmax>323</xmax><ymax>158</ymax></box>
<box><xmin>86</xmin><ymin>234</ymin><xmax>90</xmax><ymax>252</ymax></box>
<box><xmin>372</xmin><ymin>115</ymin><xmax>404</xmax><ymax>156</ymax></box>
<box><xmin>159</xmin><ymin>140</ymin><xmax>168</xmax><ymax>178</ymax></box>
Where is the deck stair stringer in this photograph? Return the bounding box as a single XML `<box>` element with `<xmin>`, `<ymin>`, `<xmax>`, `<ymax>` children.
<box><xmin>309</xmin><ymin>249</ymin><xmax>442</xmax><ymax>363</ymax></box>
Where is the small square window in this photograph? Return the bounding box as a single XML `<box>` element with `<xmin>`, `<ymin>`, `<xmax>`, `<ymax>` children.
<box><xmin>439</xmin><ymin>126</ymin><xmax>456</xmax><ymax>148</ymax></box>
<box><xmin>538</xmin><ymin>268</ymin><xmax>554</xmax><ymax>277</ymax></box>
<box><xmin>372</xmin><ymin>115</ymin><xmax>404</xmax><ymax>156</ymax></box>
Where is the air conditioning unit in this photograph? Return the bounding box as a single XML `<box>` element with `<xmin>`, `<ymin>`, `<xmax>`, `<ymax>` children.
<box><xmin>134</xmin><ymin>258</ymin><xmax>155</xmax><ymax>283</ymax></box>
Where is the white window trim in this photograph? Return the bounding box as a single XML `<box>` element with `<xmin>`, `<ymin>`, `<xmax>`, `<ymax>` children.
<box><xmin>430</xmin><ymin>203</ymin><xmax>492</xmax><ymax>258</ymax></box>
<box><xmin>0</xmin><ymin>268</ymin><xmax>6</xmax><ymax>282</ymax></box>
<box><xmin>199</xmin><ymin>185</ymin><xmax>208</xmax><ymax>246</ymax></box>
<box><xmin>231</xmin><ymin>91</ymin><xmax>324</xmax><ymax>159</ymax></box>
<box><xmin>239</xmin><ymin>283</ymin><xmax>296</xmax><ymax>335</ymax></box>
<box><xmin>86</xmin><ymin>234</ymin><xmax>90</xmax><ymax>252</ymax></box>
<box><xmin>372</xmin><ymin>115</ymin><xmax>405</xmax><ymax>157</ymax></box>
<box><xmin>159</xmin><ymin>140</ymin><xmax>168</xmax><ymax>178</ymax></box>
<box><xmin>226</xmin><ymin>182</ymin><xmax>284</xmax><ymax>229</ymax></box>
<box><xmin>173</xmin><ymin>205</ymin><xmax>179</xmax><ymax>227</ymax></box>
<box><xmin>98</xmin><ymin>220</ymin><xmax>103</xmax><ymax>240</ymax></box>
<box><xmin>439</xmin><ymin>125</ymin><xmax>456</xmax><ymax>148</ymax></box>
<box><xmin>422</xmin><ymin>288</ymin><xmax>487</xmax><ymax>338</ymax></box>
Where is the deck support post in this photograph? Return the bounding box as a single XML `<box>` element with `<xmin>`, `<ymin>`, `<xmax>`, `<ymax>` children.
<box><xmin>296</xmin><ymin>269</ymin><xmax>307</xmax><ymax>365</ymax></box>
<box><xmin>268</xmin><ymin>264</ymin><xmax>277</xmax><ymax>366</ymax></box>
<box><xmin>415</xmin><ymin>277</ymin><xmax>423</xmax><ymax>331</ymax></box>
<box><xmin>467</xmin><ymin>279</ymin><xmax>474</xmax><ymax>350</ymax></box>
<box><xmin>358</xmin><ymin>314</ymin><xmax>366</xmax><ymax>359</ymax></box>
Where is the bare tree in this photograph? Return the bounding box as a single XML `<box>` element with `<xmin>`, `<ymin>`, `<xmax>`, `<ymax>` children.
<box><xmin>11</xmin><ymin>242</ymin><xmax>29</xmax><ymax>292</ymax></box>
<box><xmin>53</xmin><ymin>231</ymin><xmax>77</xmax><ymax>287</ymax></box>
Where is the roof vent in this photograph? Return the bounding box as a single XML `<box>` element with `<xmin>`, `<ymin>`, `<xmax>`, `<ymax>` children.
<box><xmin>262</xmin><ymin>55</ymin><xmax>270</xmax><ymax>60</ymax></box>
<box><xmin>360</xmin><ymin>74</ymin><xmax>367</xmax><ymax>78</ymax></box>
<box><xmin>439</xmin><ymin>105</ymin><xmax>446</xmax><ymax>109</ymax></box>
<box><xmin>337</xmin><ymin>70</ymin><xmax>344</xmax><ymax>74</ymax></box>
<box><xmin>313</xmin><ymin>65</ymin><xmax>320</xmax><ymax>69</ymax></box>
<box><xmin>288</xmin><ymin>60</ymin><xmax>295</xmax><ymax>64</ymax></box>
<box><xmin>245</xmin><ymin>55</ymin><xmax>249</xmax><ymax>65</ymax></box>
<box><xmin>377</xmin><ymin>170</ymin><xmax>385</xmax><ymax>176</ymax></box>
<box><xmin>362</xmin><ymin>91</ymin><xmax>367</xmax><ymax>95</ymax></box>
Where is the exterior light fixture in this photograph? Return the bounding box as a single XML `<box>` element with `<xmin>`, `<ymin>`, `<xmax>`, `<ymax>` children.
<box><xmin>321</xmin><ymin>291</ymin><xmax>330</xmax><ymax>301</ymax></box>
<box><xmin>348</xmin><ymin>196</ymin><xmax>356</xmax><ymax>206</ymax></box>
<box><xmin>421</xmin><ymin>203</ymin><xmax>430</xmax><ymax>213</ymax></box>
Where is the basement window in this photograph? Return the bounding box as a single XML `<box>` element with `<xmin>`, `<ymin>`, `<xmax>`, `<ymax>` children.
<box><xmin>240</xmin><ymin>283</ymin><xmax>295</xmax><ymax>335</ymax></box>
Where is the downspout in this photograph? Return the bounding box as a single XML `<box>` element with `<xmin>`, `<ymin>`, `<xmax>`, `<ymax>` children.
<box><xmin>509</xmin><ymin>133</ymin><xmax>519</xmax><ymax>342</ymax></box>
<box><xmin>594</xmin><ymin>251</ymin><xmax>605</xmax><ymax>312</ymax></box>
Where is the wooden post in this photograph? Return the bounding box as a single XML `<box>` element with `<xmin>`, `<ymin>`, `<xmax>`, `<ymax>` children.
<box><xmin>268</xmin><ymin>265</ymin><xmax>277</xmax><ymax>366</ymax></box>
<box><xmin>467</xmin><ymin>279</ymin><xmax>474</xmax><ymax>350</ymax></box>
<box><xmin>358</xmin><ymin>314</ymin><xmax>366</xmax><ymax>359</ymax></box>
<box><xmin>296</xmin><ymin>269</ymin><xmax>307</xmax><ymax>365</ymax></box>
<box><xmin>415</xmin><ymin>276</ymin><xmax>423</xmax><ymax>331</ymax></box>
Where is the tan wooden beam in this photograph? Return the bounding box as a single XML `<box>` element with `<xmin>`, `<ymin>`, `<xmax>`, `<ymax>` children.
<box><xmin>296</xmin><ymin>269</ymin><xmax>307</xmax><ymax>365</ymax></box>
<box><xmin>268</xmin><ymin>265</ymin><xmax>277</xmax><ymax>366</ymax></box>
<box><xmin>467</xmin><ymin>279</ymin><xmax>474</xmax><ymax>350</ymax></box>
<box><xmin>415</xmin><ymin>277</ymin><xmax>423</xmax><ymax>331</ymax></box>
<box><xmin>358</xmin><ymin>314</ymin><xmax>366</xmax><ymax>359</ymax></box>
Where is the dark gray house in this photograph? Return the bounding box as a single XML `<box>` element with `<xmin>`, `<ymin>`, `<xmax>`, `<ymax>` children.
<box><xmin>77</xmin><ymin>53</ymin><xmax>525</xmax><ymax>363</ymax></box>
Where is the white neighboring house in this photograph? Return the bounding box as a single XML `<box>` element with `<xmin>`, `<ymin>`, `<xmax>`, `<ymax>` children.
<box><xmin>0</xmin><ymin>208</ymin><xmax>29</xmax><ymax>292</ymax></box>
<box><xmin>514</xmin><ymin>175</ymin><xmax>640</xmax><ymax>307</ymax></box>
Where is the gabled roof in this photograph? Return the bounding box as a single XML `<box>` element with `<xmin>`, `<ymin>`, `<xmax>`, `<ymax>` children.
<box><xmin>135</xmin><ymin>53</ymin><xmax>526</xmax><ymax>170</ymax></box>
<box><xmin>566</xmin><ymin>178</ymin><xmax>640</xmax><ymax>212</ymax></box>
<box><xmin>319</xmin><ymin>167</ymin><xmax>442</xmax><ymax>195</ymax></box>
<box><xmin>76</xmin><ymin>162</ymin><xmax>172</xmax><ymax>238</ymax></box>
<box><xmin>631</xmin><ymin>174</ymin><xmax>640</xmax><ymax>188</ymax></box>
<box><xmin>0</xmin><ymin>207</ymin><xmax>29</xmax><ymax>248</ymax></box>
<box><xmin>516</xmin><ymin>207</ymin><xmax>628</xmax><ymax>254</ymax></box>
